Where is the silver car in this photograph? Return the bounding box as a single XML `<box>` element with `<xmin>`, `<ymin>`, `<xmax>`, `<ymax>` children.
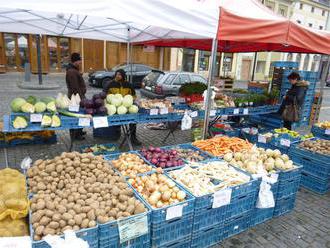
<box><xmin>140</xmin><ymin>70</ymin><xmax>207</xmax><ymax>99</ymax></box>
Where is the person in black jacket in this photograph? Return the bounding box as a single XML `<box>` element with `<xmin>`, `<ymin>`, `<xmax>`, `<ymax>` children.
<box><xmin>278</xmin><ymin>72</ymin><xmax>308</xmax><ymax>130</ymax></box>
<box><xmin>103</xmin><ymin>69</ymin><xmax>141</xmax><ymax>146</ymax></box>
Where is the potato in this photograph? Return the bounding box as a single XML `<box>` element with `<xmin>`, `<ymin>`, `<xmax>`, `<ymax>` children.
<box><xmin>87</xmin><ymin>209</ymin><xmax>95</xmax><ymax>221</ymax></box>
<box><xmin>97</xmin><ymin>216</ymin><xmax>109</xmax><ymax>224</ymax></box>
<box><xmin>48</xmin><ymin>222</ymin><xmax>59</xmax><ymax>229</ymax></box>
<box><xmin>59</xmin><ymin>220</ymin><xmax>66</xmax><ymax>228</ymax></box>
<box><xmin>88</xmin><ymin>220</ymin><xmax>96</xmax><ymax>228</ymax></box>
<box><xmin>81</xmin><ymin>219</ymin><xmax>89</xmax><ymax>228</ymax></box>
<box><xmin>68</xmin><ymin>219</ymin><xmax>75</xmax><ymax>226</ymax></box>
<box><xmin>57</xmin><ymin>205</ymin><xmax>67</xmax><ymax>214</ymax></box>
<box><xmin>34</xmin><ymin>234</ymin><xmax>41</xmax><ymax>241</ymax></box>
<box><xmin>35</xmin><ymin>226</ymin><xmax>44</xmax><ymax>236</ymax></box>
<box><xmin>52</xmin><ymin>213</ymin><xmax>61</xmax><ymax>222</ymax></box>
<box><xmin>126</xmin><ymin>205</ymin><xmax>135</xmax><ymax>214</ymax></box>
<box><xmin>62</xmin><ymin>226</ymin><xmax>72</xmax><ymax>232</ymax></box>
<box><xmin>36</xmin><ymin>200</ymin><xmax>46</xmax><ymax>210</ymax></box>
<box><xmin>74</xmin><ymin>215</ymin><xmax>83</xmax><ymax>226</ymax></box>
<box><xmin>119</xmin><ymin>195</ymin><xmax>129</xmax><ymax>202</ymax></box>
<box><xmin>39</xmin><ymin>216</ymin><xmax>51</xmax><ymax>226</ymax></box>
<box><xmin>63</xmin><ymin>213</ymin><xmax>73</xmax><ymax>221</ymax></box>
<box><xmin>45</xmin><ymin>209</ymin><xmax>54</xmax><ymax>217</ymax></box>
<box><xmin>43</xmin><ymin>227</ymin><xmax>56</xmax><ymax>236</ymax></box>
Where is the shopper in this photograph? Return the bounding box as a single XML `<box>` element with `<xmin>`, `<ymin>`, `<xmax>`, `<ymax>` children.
<box><xmin>278</xmin><ymin>72</ymin><xmax>308</xmax><ymax>130</ymax></box>
<box><xmin>66</xmin><ymin>52</ymin><xmax>86</xmax><ymax>140</ymax></box>
<box><xmin>103</xmin><ymin>69</ymin><xmax>141</xmax><ymax>145</ymax></box>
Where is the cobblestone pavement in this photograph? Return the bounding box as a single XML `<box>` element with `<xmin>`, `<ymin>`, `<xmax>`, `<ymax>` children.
<box><xmin>0</xmin><ymin>73</ymin><xmax>329</xmax><ymax>247</ymax></box>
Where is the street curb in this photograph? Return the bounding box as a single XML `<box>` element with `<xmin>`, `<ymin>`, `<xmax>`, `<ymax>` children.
<box><xmin>17</xmin><ymin>81</ymin><xmax>61</xmax><ymax>90</ymax></box>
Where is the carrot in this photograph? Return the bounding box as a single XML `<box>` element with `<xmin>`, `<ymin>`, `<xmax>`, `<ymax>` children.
<box><xmin>193</xmin><ymin>135</ymin><xmax>252</xmax><ymax>157</ymax></box>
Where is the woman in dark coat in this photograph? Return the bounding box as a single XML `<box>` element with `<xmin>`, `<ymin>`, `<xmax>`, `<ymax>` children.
<box><xmin>279</xmin><ymin>72</ymin><xmax>308</xmax><ymax>130</ymax></box>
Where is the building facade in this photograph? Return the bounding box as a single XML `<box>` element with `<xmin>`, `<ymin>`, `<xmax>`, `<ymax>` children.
<box><xmin>0</xmin><ymin>33</ymin><xmax>171</xmax><ymax>74</ymax></box>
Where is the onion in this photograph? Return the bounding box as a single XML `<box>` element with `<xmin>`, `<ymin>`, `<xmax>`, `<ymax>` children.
<box><xmin>161</xmin><ymin>191</ymin><xmax>171</xmax><ymax>202</ymax></box>
<box><xmin>176</xmin><ymin>191</ymin><xmax>186</xmax><ymax>200</ymax></box>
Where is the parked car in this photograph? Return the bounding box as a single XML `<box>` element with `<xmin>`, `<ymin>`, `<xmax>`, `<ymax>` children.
<box><xmin>140</xmin><ymin>71</ymin><xmax>207</xmax><ymax>98</ymax></box>
<box><xmin>88</xmin><ymin>63</ymin><xmax>154</xmax><ymax>89</ymax></box>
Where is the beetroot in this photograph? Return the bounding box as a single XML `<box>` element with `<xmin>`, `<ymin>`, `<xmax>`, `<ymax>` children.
<box><xmin>85</xmin><ymin>108</ymin><xmax>94</xmax><ymax>115</ymax></box>
<box><xmin>99</xmin><ymin>92</ymin><xmax>107</xmax><ymax>99</ymax></box>
<box><xmin>85</xmin><ymin>99</ymin><xmax>94</xmax><ymax>109</ymax></box>
<box><xmin>94</xmin><ymin>98</ymin><xmax>104</xmax><ymax>108</ymax></box>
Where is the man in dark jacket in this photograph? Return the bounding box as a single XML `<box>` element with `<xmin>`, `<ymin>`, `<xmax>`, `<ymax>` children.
<box><xmin>103</xmin><ymin>69</ymin><xmax>141</xmax><ymax>146</ymax></box>
<box><xmin>279</xmin><ymin>72</ymin><xmax>308</xmax><ymax>130</ymax></box>
<box><xmin>66</xmin><ymin>53</ymin><xmax>86</xmax><ymax>99</ymax></box>
<box><xmin>66</xmin><ymin>53</ymin><xmax>86</xmax><ymax>139</ymax></box>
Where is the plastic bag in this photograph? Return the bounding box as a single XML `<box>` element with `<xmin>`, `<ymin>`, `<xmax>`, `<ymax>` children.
<box><xmin>0</xmin><ymin>216</ymin><xmax>29</xmax><ymax>237</ymax></box>
<box><xmin>20</xmin><ymin>157</ymin><xmax>32</xmax><ymax>171</ymax></box>
<box><xmin>43</xmin><ymin>230</ymin><xmax>89</xmax><ymax>248</ymax></box>
<box><xmin>181</xmin><ymin>111</ymin><xmax>192</xmax><ymax>131</ymax></box>
<box><xmin>256</xmin><ymin>181</ymin><xmax>275</xmax><ymax>209</ymax></box>
<box><xmin>0</xmin><ymin>168</ymin><xmax>29</xmax><ymax>220</ymax></box>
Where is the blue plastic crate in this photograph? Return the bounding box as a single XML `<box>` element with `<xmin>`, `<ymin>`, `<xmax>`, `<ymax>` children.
<box><xmin>277</xmin><ymin>164</ymin><xmax>302</xmax><ymax>182</ymax></box>
<box><xmin>271</xmin><ymin>61</ymin><xmax>299</xmax><ymax>68</ymax></box>
<box><xmin>250</xmin><ymin>181</ymin><xmax>279</xmax><ymax>226</ymax></box>
<box><xmin>138</xmin><ymin>113</ymin><xmax>172</xmax><ymax>124</ymax></box>
<box><xmin>31</xmin><ymin>224</ymin><xmax>98</xmax><ymax>248</ymax></box>
<box><xmin>311</xmin><ymin>126</ymin><xmax>330</xmax><ymax>140</ymax></box>
<box><xmin>225</xmin><ymin>191</ymin><xmax>257</xmax><ymax>220</ymax></box>
<box><xmin>300</xmin><ymin>172</ymin><xmax>330</xmax><ymax>194</ymax></box>
<box><xmin>276</xmin><ymin>176</ymin><xmax>301</xmax><ymax>199</ymax></box>
<box><xmin>289</xmin><ymin>151</ymin><xmax>330</xmax><ymax>180</ymax></box>
<box><xmin>155</xmin><ymin>236</ymin><xmax>192</xmax><ymax>248</ymax></box>
<box><xmin>151</xmin><ymin>214</ymin><xmax>194</xmax><ymax>247</ymax></box>
<box><xmin>107</xmin><ymin>113</ymin><xmax>140</xmax><ymax>125</ymax></box>
<box><xmin>191</xmin><ymin>224</ymin><xmax>224</xmax><ymax>248</ymax></box>
<box><xmin>191</xmin><ymin>207</ymin><xmax>227</xmax><ymax>232</ymax></box>
<box><xmin>221</xmin><ymin>211</ymin><xmax>252</xmax><ymax>240</ymax></box>
<box><xmin>289</xmin><ymin>140</ymin><xmax>329</xmax><ymax>165</ymax></box>
<box><xmin>80</xmin><ymin>143</ymin><xmax>118</xmax><ymax>155</ymax></box>
<box><xmin>273</xmin><ymin>193</ymin><xmax>297</xmax><ymax>217</ymax></box>
<box><xmin>98</xmin><ymin>212</ymin><xmax>151</xmax><ymax>248</ymax></box>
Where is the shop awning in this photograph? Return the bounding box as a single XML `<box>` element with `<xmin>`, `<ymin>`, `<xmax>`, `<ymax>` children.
<box><xmin>140</xmin><ymin>0</ymin><xmax>330</xmax><ymax>55</ymax></box>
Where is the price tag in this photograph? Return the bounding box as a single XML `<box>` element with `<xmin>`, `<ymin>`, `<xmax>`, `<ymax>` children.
<box><xmin>190</xmin><ymin>111</ymin><xmax>198</xmax><ymax>118</ymax></box>
<box><xmin>93</xmin><ymin>116</ymin><xmax>109</xmax><ymax>129</ymax></box>
<box><xmin>243</xmin><ymin>108</ymin><xmax>249</xmax><ymax>115</ymax></box>
<box><xmin>68</xmin><ymin>105</ymin><xmax>79</xmax><ymax>112</ymax></box>
<box><xmin>159</xmin><ymin>108</ymin><xmax>169</xmax><ymax>115</ymax></box>
<box><xmin>280</xmin><ymin>139</ymin><xmax>291</xmax><ymax>147</ymax></box>
<box><xmin>166</xmin><ymin>204</ymin><xmax>184</xmax><ymax>220</ymax></box>
<box><xmin>212</xmin><ymin>188</ymin><xmax>232</xmax><ymax>208</ymax></box>
<box><xmin>78</xmin><ymin>118</ymin><xmax>90</xmax><ymax>127</ymax></box>
<box><xmin>150</xmin><ymin>109</ymin><xmax>159</xmax><ymax>115</ymax></box>
<box><xmin>210</xmin><ymin>110</ymin><xmax>217</xmax><ymax>117</ymax></box>
<box><xmin>30</xmin><ymin>114</ymin><xmax>42</xmax><ymax>123</ymax></box>
<box><xmin>0</xmin><ymin>236</ymin><xmax>31</xmax><ymax>248</ymax></box>
<box><xmin>258</xmin><ymin>135</ymin><xmax>267</xmax><ymax>144</ymax></box>
<box><xmin>233</xmin><ymin>108</ymin><xmax>240</xmax><ymax>115</ymax></box>
<box><xmin>325</xmin><ymin>129</ymin><xmax>330</xmax><ymax>135</ymax></box>
<box><xmin>145</xmin><ymin>86</ymin><xmax>151</xmax><ymax>91</ymax></box>
<box><xmin>118</xmin><ymin>213</ymin><xmax>148</xmax><ymax>243</ymax></box>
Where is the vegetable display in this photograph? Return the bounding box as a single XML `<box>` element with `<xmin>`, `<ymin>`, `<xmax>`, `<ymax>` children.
<box><xmin>27</xmin><ymin>152</ymin><xmax>147</xmax><ymax>240</ymax></box>
<box><xmin>82</xmin><ymin>144</ymin><xmax>117</xmax><ymax>154</ymax></box>
<box><xmin>169</xmin><ymin>161</ymin><xmax>250</xmax><ymax>196</ymax></box>
<box><xmin>224</xmin><ymin>147</ymin><xmax>295</xmax><ymax>174</ymax></box>
<box><xmin>80</xmin><ymin>93</ymin><xmax>107</xmax><ymax>116</ymax></box>
<box><xmin>140</xmin><ymin>147</ymin><xmax>185</xmax><ymax>169</ymax></box>
<box><xmin>110</xmin><ymin>153</ymin><xmax>156</xmax><ymax>178</ymax></box>
<box><xmin>137</xmin><ymin>99</ymin><xmax>172</xmax><ymax>110</ymax></box>
<box><xmin>315</xmin><ymin>121</ymin><xmax>330</xmax><ymax>129</ymax></box>
<box><xmin>299</xmin><ymin>139</ymin><xmax>330</xmax><ymax>156</ymax></box>
<box><xmin>12</xmin><ymin>116</ymin><xmax>28</xmax><ymax>129</ymax></box>
<box><xmin>174</xmin><ymin>147</ymin><xmax>208</xmax><ymax>162</ymax></box>
<box><xmin>128</xmin><ymin>173</ymin><xmax>187</xmax><ymax>209</ymax></box>
<box><xmin>193</xmin><ymin>136</ymin><xmax>252</xmax><ymax>157</ymax></box>
<box><xmin>105</xmin><ymin>94</ymin><xmax>139</xmax><ymax>115</ymax></box>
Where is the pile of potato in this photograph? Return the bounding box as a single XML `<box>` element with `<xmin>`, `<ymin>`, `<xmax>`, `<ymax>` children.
<box><xmin>111</xmin><ymin>153</ymin><xmax>156</xmax><ymax>178</ymax></box>
<box><xmin>299</xmin><ymin>139</ymin><xmax>330</xmax><ymax>156</ymax></box>
<box><xmin>27</xmin><ymin>152</ymin><xmax>146</xmax><ymax>240</ymax></box>
<box><xmin>128</xmin><ymin>173</ymin><xmax>187</xmax><ymax>209</ymax></box>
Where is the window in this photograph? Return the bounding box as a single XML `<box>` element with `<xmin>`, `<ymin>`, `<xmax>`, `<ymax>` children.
<box><xmin>17</xmin><ymin>35</ymin><xmax>29</xmax><ymax>69</ymax></box>
<box><xmin>320</xmin><ymin>26</ymin><xmax>323</xmax><ymax>30</ymax></box>
<box><xmin>48</xmin><ymin>36</ymin><xmax>70</xmax><ymax>72</ymax></box>
<box><xmin>297</xmin><ymin>20</ymin><xmax>301</xmax><ymax>24</ymax></box>
<box><xmin>172</xmin><ymin>75</ymin><xmax>181</xmax><ymax>85</ymax></box>
<box><xmin>280</xmin><ymin>9</ymin><xmax>285</xmax><ymax>16</ymax></box>
<box><xmin>256</xmin><ymin>61</ymin><xmax>266</xmax><ymax>73</ymax></box>
<box><xmin>136</xmin><ymin>65</ymin><xmax>150</xmax><ymax>72</ymax></box>
<box><xmin>303</xmin><ymin>54</ymin><xmax>310</xmax><ymax>71</ymax></box>
<box><xmin>182</xmin><ymin>48</ymin><xmax>195</xmax><ymax>72</ymax></box>
<box><xmin>322</xmin><ymin>10</ymin><xmax>326</xmax><ymax>16</ymax></box>
<box><xmin>180</xmin><ymin>74</ymin><xmax>190</xmax><ymax>84</ymax></box>
<box><xmin>164</xmin><ymin>74</ymin><xmax>176</xmax><ymax>84</ymax></box>
<box><xmin>4</xmin><ymin>33</ymin><xmax>17</xmax><ymax>69</ymax></box>
<box><xmin>299</xmin><ymin>3</ymin><xmax>303</xmax><ymax>9</ymax></box>
<box><xmin>190</xmin><ymin>75</ymin><xmax>207</xmax><ymax>84</ymax></box>
<box><xmin>311</xmin><ymin>7</ymin><xmax>314</xmax><ymax>13</ymax></box>
<box><xmin>309</xmin><ymin>23</ymin><xmax>313</xmax><ymax>27</ymax></box>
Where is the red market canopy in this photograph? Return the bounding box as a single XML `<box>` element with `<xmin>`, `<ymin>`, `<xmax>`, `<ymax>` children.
<box><xmin>139</xmin><ymin>0</ymin><xmax>330</xmax><ymax>55</ymax></box>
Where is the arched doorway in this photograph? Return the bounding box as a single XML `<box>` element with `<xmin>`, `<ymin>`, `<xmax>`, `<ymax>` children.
<box><xmin>303</xmin><ymin>54</ymin><xmax>310</xmax><ymax>71</ymax></box>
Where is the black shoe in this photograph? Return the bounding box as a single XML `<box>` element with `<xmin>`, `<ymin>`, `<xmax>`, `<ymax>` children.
<box><xmin>131</xmin><ymin>136</ymin><xmax>142</xmax><ymax>146</ymax></box>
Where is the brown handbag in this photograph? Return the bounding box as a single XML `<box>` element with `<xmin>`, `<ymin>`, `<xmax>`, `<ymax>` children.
<box><xmin>281</xmin><ymin>97</ymin><xmax>299</xmax><ymax>122</ymax></box>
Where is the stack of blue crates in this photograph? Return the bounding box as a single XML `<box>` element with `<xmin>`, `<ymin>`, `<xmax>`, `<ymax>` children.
<box><xmin>311</xmin><ymin>125</ymin><xmax>330</xmax><ymax>140</ymax></box>
<box><xmin>273</xmin><ymin>166</ymin><xmax>302</xmax><ymax>217</ymax></box>
<box><xmin>289</xmin><ymin>141</ymin><xmax>330</xmax><ymax>194</ymax></box>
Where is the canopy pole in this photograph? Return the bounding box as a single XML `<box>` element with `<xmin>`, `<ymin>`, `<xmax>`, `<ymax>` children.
<box><xmin>127</xmin><ymin>26</ymin><xmax>132</xmax><ymax>83</ymax></box>
<box><xmin>202</xmin><ymin>38</ymin><xmax>218</xmax><ymax>139</ymax></box>
<box><xmin>36</xmin><ymin>34</ymin><xmax>42</xmax><ymax>85</ymax></box>
<box><xmin>251</xmin><ymin>52</ymin><xmax>258</xmax><ymax>81</ymax></box>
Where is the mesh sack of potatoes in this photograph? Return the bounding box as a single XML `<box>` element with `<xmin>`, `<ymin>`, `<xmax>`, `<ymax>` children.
<box><xmin>0</xmin><ymin>216</ymin><xmax>29</xmax><ymax>237</ymax></box>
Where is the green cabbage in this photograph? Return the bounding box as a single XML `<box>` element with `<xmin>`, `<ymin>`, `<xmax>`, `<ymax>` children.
<box><xmin>10</xmin><ymin>98</ymin><xmax>26</xmax><ymax>112</ymax></box>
